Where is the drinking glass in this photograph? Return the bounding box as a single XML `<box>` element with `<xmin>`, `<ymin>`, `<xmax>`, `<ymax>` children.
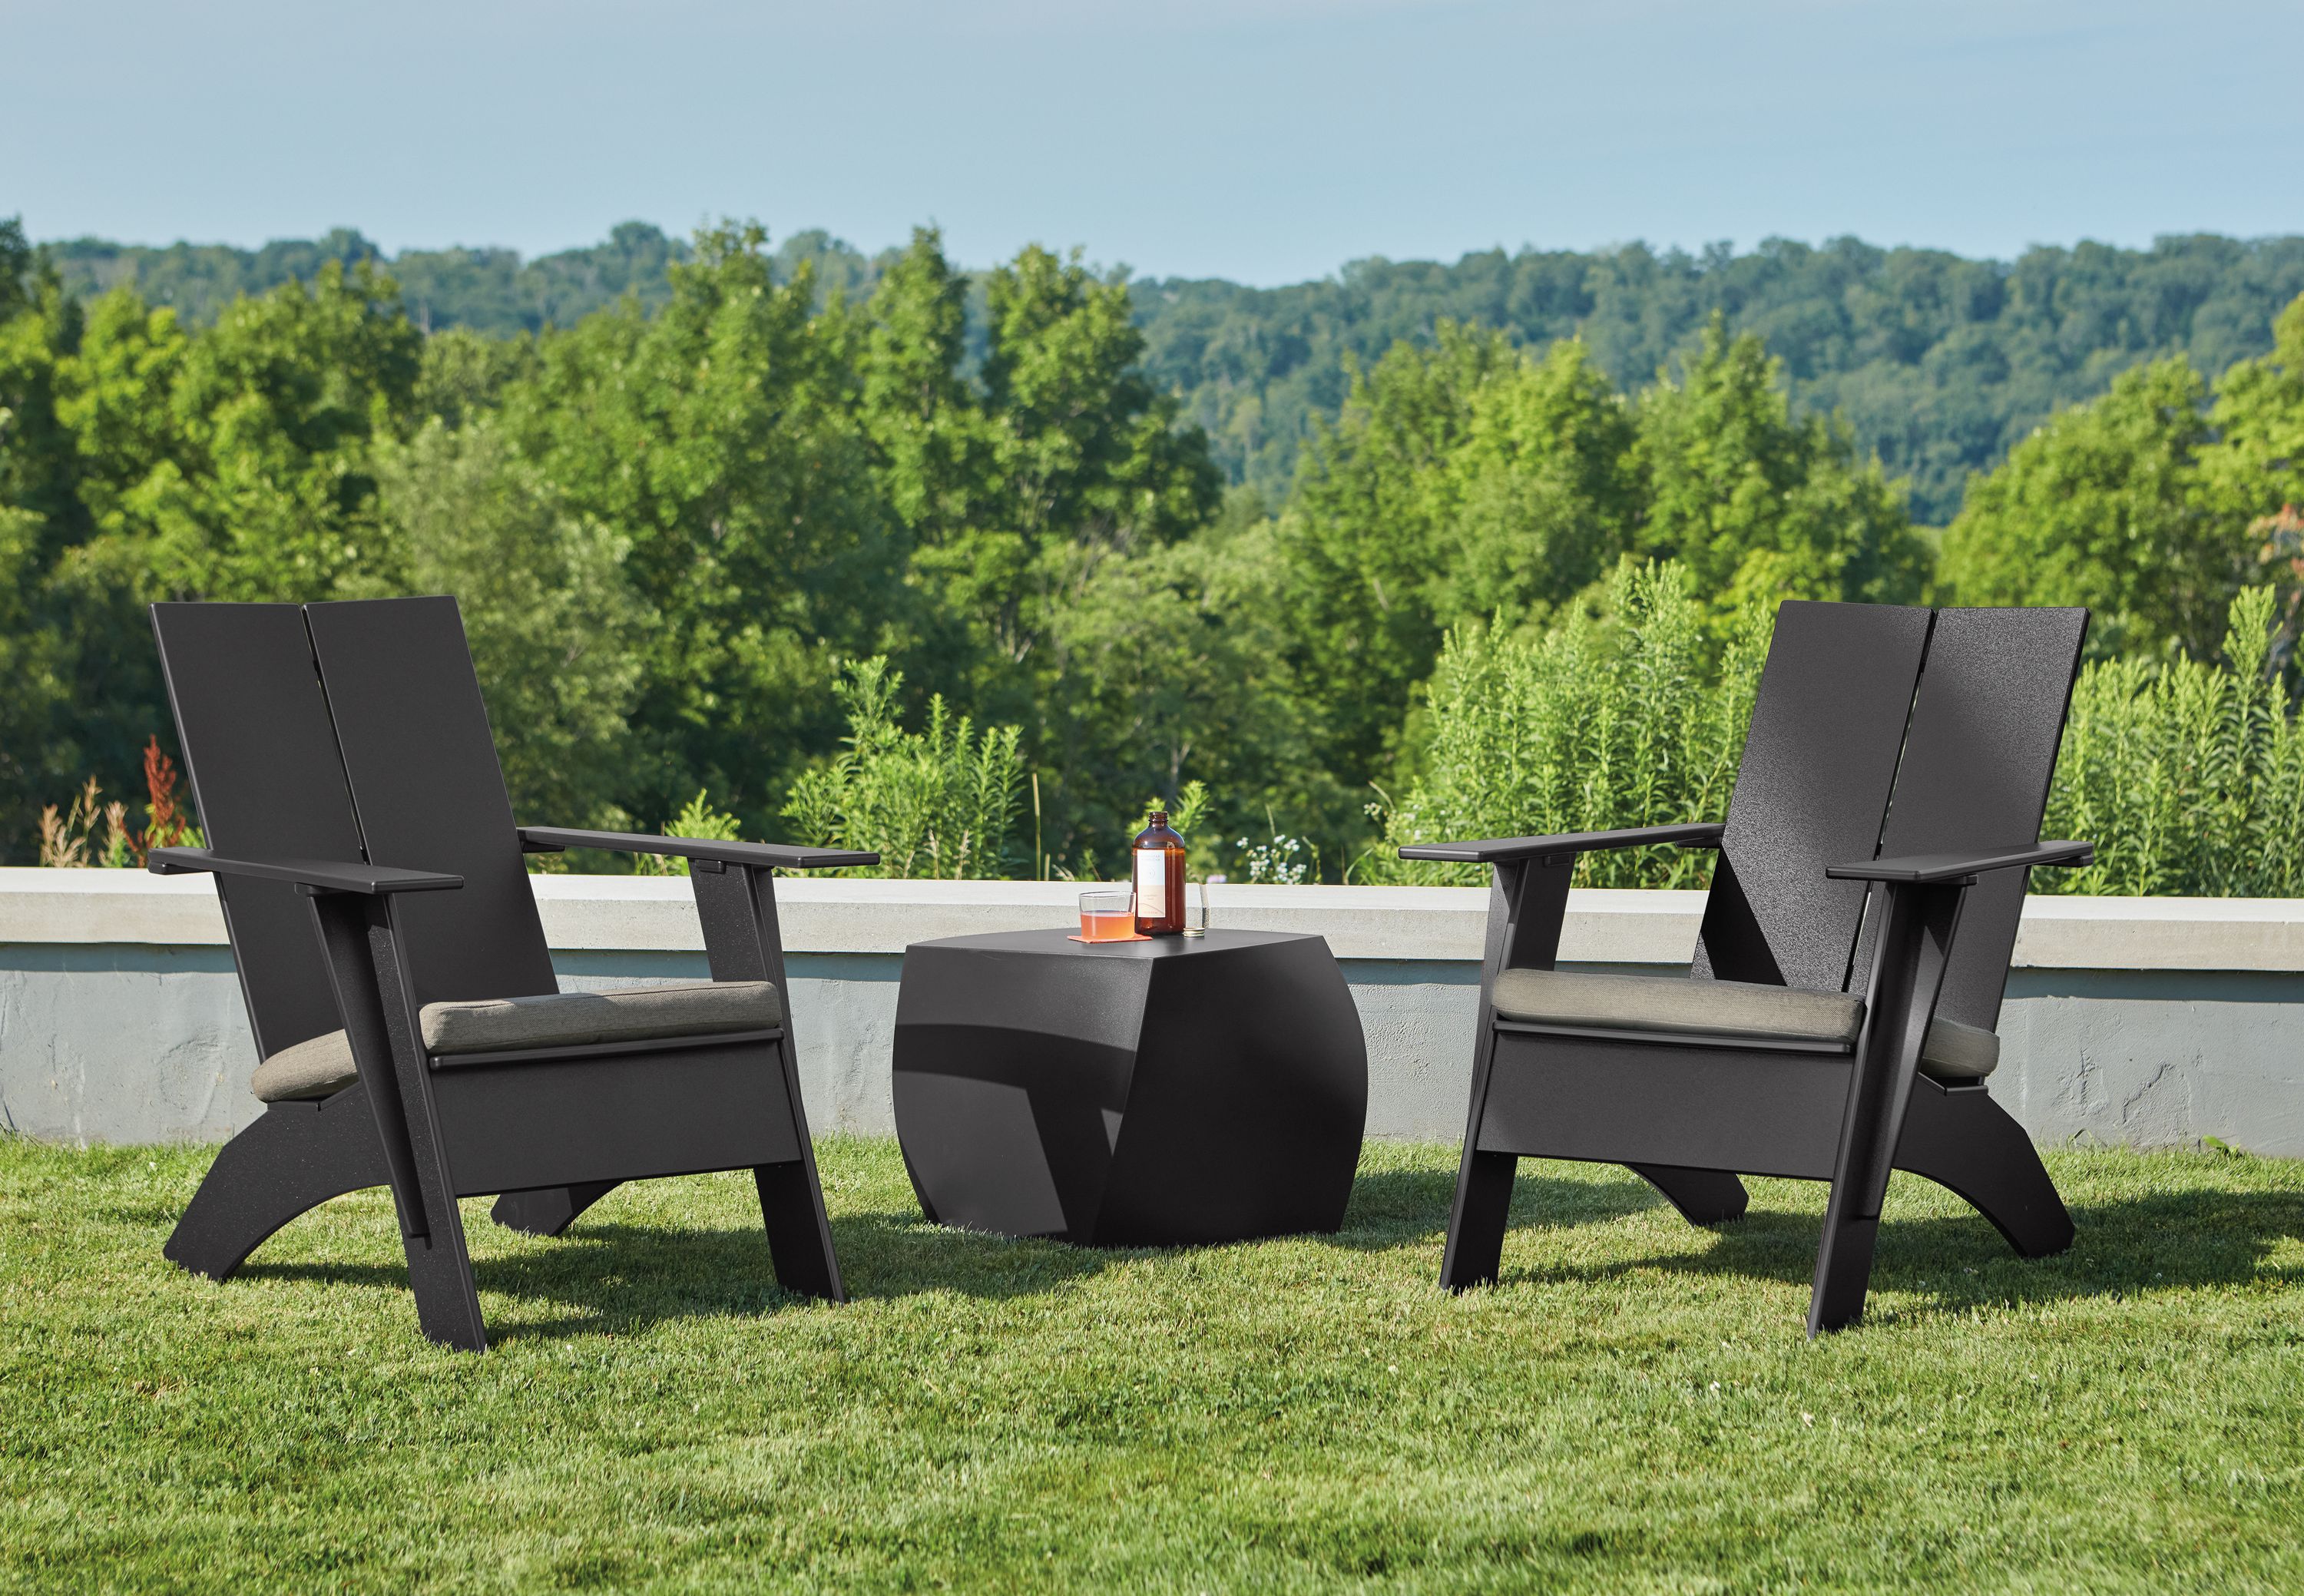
<box><xmin>1078</xmin><ymin>889</ymin><xmax>1135</xmax><ymax>942</ymax></box>
<box><xmin>1182</xmin><ymin>879</ymin><xmax>1210</xmax><ymax>937</ymax></box>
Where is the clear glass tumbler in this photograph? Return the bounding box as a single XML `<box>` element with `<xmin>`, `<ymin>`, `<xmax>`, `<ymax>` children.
<box><xmin>1078</xmin><ymin>889</ymin><xmax>1135</xmax><ymax>942</ymax></box>
<box><xmin>1182</xmin><ymin>879</ymin><xmax>1210</xmax><ymax>937</ymax></box>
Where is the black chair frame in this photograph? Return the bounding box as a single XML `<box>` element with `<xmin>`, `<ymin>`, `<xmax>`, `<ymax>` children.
<box><xmin>1405</xmin><ymin>603</ymin><xmax>2092</xmax><ymax>1335</ymax></box>
<box><xmin>147</xmin><ymin>598</ymin><xmax>876</xmax><ymax>1351</ymax></box>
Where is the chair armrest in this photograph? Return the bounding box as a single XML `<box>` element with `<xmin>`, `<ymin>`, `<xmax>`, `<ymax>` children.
<box><xmin>147</xmin><ymin>847</ymin><xmax>463</xmax><ymax>896</ymax></box>
<box><xmin>1825</xmin><ymin>840</ymin><xmax>2094</xmax><ymax>884</ymax></box>
<box><xmin>517</xmin><ymin>826</ymin><xmax>879</xmax><ymax>871</ymax></box>
<box><xmin>1397</xmin><ymin>821</ymin><xmax>1726</xmax><ymax>865</ymax></box>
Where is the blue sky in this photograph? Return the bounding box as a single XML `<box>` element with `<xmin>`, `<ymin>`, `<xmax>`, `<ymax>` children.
<box><xmin>3</xmin><ymin>0</ymin><xmax>2298</xmax><ymax>284</ymax></box>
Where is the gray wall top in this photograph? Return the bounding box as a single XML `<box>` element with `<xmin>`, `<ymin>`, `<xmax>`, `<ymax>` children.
<box><xmin>3</xmin><ymin>867</ymin><xmax>2299</xmax><ymax>972</ymax></box>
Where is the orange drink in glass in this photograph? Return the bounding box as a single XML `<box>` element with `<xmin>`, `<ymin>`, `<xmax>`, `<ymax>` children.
<box><xmin>1078</xmin><ymin>890</ymin><xmax>1135</xmax><ymax>941</ymax></box>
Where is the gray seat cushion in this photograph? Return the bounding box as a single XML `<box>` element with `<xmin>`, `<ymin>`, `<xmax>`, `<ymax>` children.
<box><xmin>1489</xmin><ymin>968</ymin><xmax>1998</xmax><ymax>1081</ymax></box>
<box><xmin>419</xmin><ymin>981</ymin><xmax>781</xmax><ymax>1056</ymax></box>
<box><xmin>250</xmin><ymin>1028</ymin><xmax>361</xmax><ymax>1103</ymax></box>
<box><xmin>1916</xmin><ymin>1015</ymin><xmax>2001</xmax><ymax>1080</ymax></box>
<box><xmin>250</xmin><ymin>981</ymin><xmax>783</xmax><ymax>1102</ymax></box>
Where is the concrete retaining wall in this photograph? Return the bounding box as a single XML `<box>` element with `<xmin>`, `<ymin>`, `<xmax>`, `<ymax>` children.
<box><xmin>2</xmin><ymin>869</ymin><xmax>2299</xmax><ymax>1154</ymax></box>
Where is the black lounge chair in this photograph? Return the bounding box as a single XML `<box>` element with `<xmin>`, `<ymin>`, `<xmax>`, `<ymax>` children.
<box><xmin>147</xmin><ymin>596</ymin><xmax>876</xmax><ymax>1350</ymax></box>
<box><xmin>1402</xmin><ymin>602</ymin><xmax>2091</xmax><ymax>1335</ymax></box>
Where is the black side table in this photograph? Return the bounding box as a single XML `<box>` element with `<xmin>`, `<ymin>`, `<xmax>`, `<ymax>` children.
<box><xmin>892</xmin><ymin>929</ymin><xmax>1369</xmax><ymax>1246</ymax></box>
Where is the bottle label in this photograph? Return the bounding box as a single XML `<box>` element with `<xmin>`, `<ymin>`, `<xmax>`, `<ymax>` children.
<box><xmin>1134</xmin><ymin>850</ymin><xmax>1166</xmax><ymax>919</ymax></box>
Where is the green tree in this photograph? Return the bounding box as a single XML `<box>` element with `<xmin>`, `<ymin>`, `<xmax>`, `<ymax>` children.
<box><xmin>2199</xmin><ymin>293</ymin><xmax>2304</xmax><ymax>657</ymax></box>
<box><xmin>0</xmin><ymin>260</ymin><xmax>109</xmax><ymax>860</ymax></box>
<box><xmin>62</xmin><ymin>263</ymin><xmax>420</xmax><ymax>603</ymax></box>
<box><xmin>1424</xmin><ymin>337</ymin><xmax>1640</xmax><ymax>626</ymax></box>
<box><xmin>1275</xmin><ymin>323</ymin><xmax>1518</xmax><ymax>790</ymax></box>
<box><xmin>1634</xmin><ymin>315</ymin><xmax>1927</xmax><ymax>613</ymax></box>
<box><xmin>411</xmin><ymin>325</ymin><xmax>538</xmax><ymax>429</ymax></box>
<box><xmin>852</xmin><ymin>227</ymin><xmax>990</xmax><ymax>696</ymax></box>
<box><xmin>859</xmin><ymin>227</ymin><xmax>982</xmax><ymax>548</ymax></box>
<box><xmin>504</xmin><ymin>223</ymin><xmax>901</xmax><ymax>833</ymax></box>
<box><xmin>368</xmin><ymin>419</ymin><xmax>646</xmax><ymax>829</ymax></box>
<box><xmin>55</xmin><ymin>289</ymin><xmax>190</xmax><ymax>547</ymax></box>
<box><xmin>0</xmin><ymin>235</ymin><xmax>91</xmax><ymax>575</ymax></box>
<box><xmin>0</xmin><ymin>497</ymin><xmax>69</xmax><ymax>861</ymax></box>
<box><xmin>928</xmin><ymin>244</ymin><xmax>1219</xmax><ymax>684</ymax></box>
<box><xmin>0</xmin><ymin>217</ymin><xmax>38</xmax><ymax>326</ymax></box>
<box><xmin>982</xmin><ymin>247</ymin><xmax>1212</xmax><ymax>551</ymax></box>
<box><xmin>852</xmin><ymin>238</ymin><xmax>1223</xmax><ymax>861</ymax></box>
<box><xmin>1034</xmin><ymin>517</ymin><xmax>1352</xmax><ymax>876</ymax></box>
<box><xmin>2206</xmin><ymin>294</ymin><xmax>2304</xmax><ymax>505</ymax></box>
<box><xmin>1938</xmin><ymin>356</ymin><xmax>2225</xmax><ymax>657</ymax></box>
<box><xmin>1273</xmin><ymin>316</ymin><xmax>1914</xmax><ymax>805</ymax></box>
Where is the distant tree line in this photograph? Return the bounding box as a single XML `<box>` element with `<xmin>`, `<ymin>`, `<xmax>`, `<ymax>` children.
<box><xmin>41</xmin><ymin>224</ymin><xmax>2304</xmax><ymax>523</ymax></box>
<box><xmin>5</xmin><ymin>214</ymin><xmax>2302</xmax><ymax>884</ymax></box>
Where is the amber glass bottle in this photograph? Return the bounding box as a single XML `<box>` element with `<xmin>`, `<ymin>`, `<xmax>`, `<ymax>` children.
<box><xmin>1130</xmin><ymin>810</ymin><xmax>1187</xmax><ymax>936</ymax></box>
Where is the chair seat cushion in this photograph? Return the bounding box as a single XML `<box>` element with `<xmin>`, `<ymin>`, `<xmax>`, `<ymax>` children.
<box><xmin>419</xmin><ymin>981</ymin><xmax>781</xmax><ymax>1056</ymax></box>
<box><xmin>1493</xmin><ymin>968</ymin><xmax>1864</xmax><ymax>1045</ymax></box>
<box><xmin>250</xmin><ymin>1028</ymin><xmax>361</xmax><ymax>1103</ymax></box>
<box><xmin>1488</xmin><ymin>969</ymin><xmax>1998</xmax><ymax>1081</ymax></box>
<box><xmin>249</xmin><ymin>981</ymin><xmax>783</xmax><ymax>1102</ymax></box>
<box><xmin>1917</xmin><ymin>1015</ymin><xmax>2001</xmax><ymax>1080</ymax></box>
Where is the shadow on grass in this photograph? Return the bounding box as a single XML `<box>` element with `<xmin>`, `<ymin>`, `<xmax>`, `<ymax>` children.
<box><xmin>1488</xmin><ymin>1178</ymin><xmax>2304</xmax><ymax>1320</ymax></box>
<box><xmin>227</xmin><ymin>1164</ymin><xmax>1496</xmax><ymax>1337</ymax></box>
<box><xmin>231</xmin><ymin>1164</ymin><xmax>2303</xmax><ymax>1338</ymax></box>
<box><xmin>235</xmin><ymin>1237</ymin><xmax>811</xmax><ymax>1343</ymax></box>
<box><xmin>1323</xmin><ymin>1165</ymin><xmax>1665</xmax><ymax>1251</ymax></box>
<box><xmin>237</xmin><ymin>1204</ymin><xmax>1126</xmax><ymax>1339</ymax></box>
<box><xmin>223</xmin><ymin>1162</ymin><xmax>1718</xmax><ymax>1339</ymax></box>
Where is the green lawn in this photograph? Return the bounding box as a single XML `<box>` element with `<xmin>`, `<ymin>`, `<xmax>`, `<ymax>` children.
<box><xmin>3</xmin><ymin>1136</ymin><xmax>2302</xmax><ymax>1593</ymax></box>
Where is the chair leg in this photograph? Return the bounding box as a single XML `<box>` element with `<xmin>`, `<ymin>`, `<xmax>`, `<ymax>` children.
<box><xmin>491</xmin><ymin>1181</ymin><xmax>621</xmax><ymax>1238</ymax></box>
<box><xmin>1808</xmin><ymin>877</ymin><xmax>1962</xmax><ymax>1337</ymax></box>
<box><xmin>1441</xmin><ymin>1148</ymin><xmax>1518</xmax><ymax>1290</ymax></box>
<box><xmin>164</xmin><ymin>1090</ymin><xmax>390</xmax><ymax>1281</ymax></box>
<box><xmin>1895</xmin><ymin>1083</ymin><xmax>2074</xmax><ymax>1259</ymax></box>
<box><xmin>388</xmin><ymin>1081</ymin><xmax>487</xmax><ymax>1352</ymax></box>
<box><xmin>300</xmin><ymin>890</ymin><xmax>489</xmax><ymax>1352</ymax></box>
<box><xmin>402</xmin><ymin>1225</ymin><xmax>488</xmax><ymax>1352</ymax></box>
<box><xmin>1807</xmin><ymin>1197</ymin><xmax>1881</xmax><ymax>1337</ymax></box>
<box><xmin>693</xmin><ymin>876</ymin><xmax>848</xmax><ymax>1303</ymax></box>
<box><xmin>756</xmin><ymin>1160</ymin><xmax>844</xmax><ymax>1302</ymax></box>
<box><xmin>390</xmin><ymin>1088</ymin><xmax>486</xmax><ymax>1352</ymax></box>
<box><xmin>1627</xmin><ymin>1164</ymin><xmax>1749</xmax><ymax>1227</ymax></box>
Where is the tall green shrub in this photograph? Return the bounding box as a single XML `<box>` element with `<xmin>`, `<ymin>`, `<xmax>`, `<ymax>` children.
<box><xmin>2044</xmin><ymin>585</ymin><xmax>2304</xmax><ymax>896</ymax></box>
<box><xmin>1380</xmin><ymin>572</ymin><xmax>2304</xmax><ymax>899</ymax></box>
<box><xmin>1371</xmin><ymin>561</ymin><xmax>1768</xmax><ymax>887</ymax></box>
<box><xmin>783</xmin><ymin>657</ymin><xmax>1025</xmax><ymax>879</ymax></box>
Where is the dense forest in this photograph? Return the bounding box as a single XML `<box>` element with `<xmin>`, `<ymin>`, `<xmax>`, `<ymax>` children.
<box><xmin>5</xmin><ymin>214</ymin><xmax>2302</xmax><ymax>881</ymax></box>
<box><xmin>47</xmin><ymin>224</ymin><xmax>2304</xmax><ymax>523</ymax></box>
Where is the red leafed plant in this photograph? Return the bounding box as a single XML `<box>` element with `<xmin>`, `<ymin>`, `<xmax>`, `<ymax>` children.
<box><xmin>140</xmin><ymin>737</ymin><xmax>201</xmax><ymax>857</ymax></box>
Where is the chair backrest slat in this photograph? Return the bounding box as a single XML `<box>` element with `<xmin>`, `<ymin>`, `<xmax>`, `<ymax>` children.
<box><xmin>303</xmin><ymin>597</ymin><xmax>558</xmax><ymax>1008</ymax></box>
<box><xmin>151</xmin><ymin>603</ymin><xmax>368</xmax><ymax>1058</ymax></box>
<box><xmin>1864</xmin><ymin>605</ymin><xmax>2088</xmax><ymax>1028</ymax></box>
<box><xmin>1694</xmin><ymin>601</ymin><xmax>1933</xmax><ymax>993</ymax></box>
